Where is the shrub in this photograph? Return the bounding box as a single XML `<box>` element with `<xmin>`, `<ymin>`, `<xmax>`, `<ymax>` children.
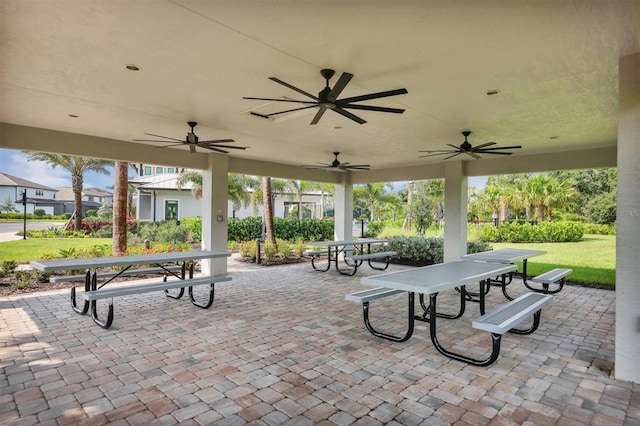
<box><xmin>276</xmin><ymin>239</ymin><xmax>294</xmax><ymax>259</ymax></box>
<box><xmin>2</xmin><ymin>260</ymin><xmax>18</xmax><ymax>274</ymax></box>
<box><xmin>86</xmin><ymin>209</ymin><xmax>97</xmax><ymax>217</ymax></box>
<box><xmin>180</xmin><ymin>217</ymin><xmax>202</xmax><ymax>242</ymax></box>
<box><xmin>262</xmin><ymin>242</ymin><xmax>278</xmax><ymax>263</ymax></box>
<box><xmin>365</xmin><ymin>221</ymin><xmax>384</xmax><ymax>237</ymax></box>
<box><xmin>238</xmin><ymin>240</ymin><xmax>257</xmax><ymax>259</ymax></box>
<box><xmin>33</xmin><ymin>209</ymin><xmax>46</xmax><ymax>218</ymax></box>
<box><xmin>478</xmin><ymin>221</ymin><xmax>583</xmax><ymax>243</ymax></box>
<box><xmin>13</xmin><ymin>271</ymin><xmax>32</xmax><ymax>289</ymax></box>
<box><xmin>583</xmin><ymin>223</ymin><xmax>616</xmax><ymax>235</ymax></box>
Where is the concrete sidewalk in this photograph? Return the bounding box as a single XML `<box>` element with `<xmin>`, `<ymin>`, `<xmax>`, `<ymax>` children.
<box><xmin>0</xmin><ymin>256</ymin><xmax>638</xmax><ymax>425</ymax></box>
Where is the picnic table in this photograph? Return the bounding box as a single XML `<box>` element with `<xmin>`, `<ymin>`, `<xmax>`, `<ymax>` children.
<box><xmin>306</xmin><ymin>238</ymin><xmax>396</xmax><ymax>276</ymax></box>
<box><xmin>462</xmin><ymin>248</ymin><xmax>569</xmax><ymax>298</ymax></box>
<box><xmin>30</xmin><ymin>250</ymin><xmax>231</xmax><ymax>329</ymax></box>
<box><xmin>347</xmin><ymin>260</ymin><xmax>554</xmax><ymax>366</ymax></box>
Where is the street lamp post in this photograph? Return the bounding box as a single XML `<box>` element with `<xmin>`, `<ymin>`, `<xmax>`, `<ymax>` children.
<box><xmin>22</xmin><ymin>190</ymin><xmax>27</xmax><ymax>240</ymax></box>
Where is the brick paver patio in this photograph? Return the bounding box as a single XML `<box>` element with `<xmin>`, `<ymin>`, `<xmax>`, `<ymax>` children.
<box><xmin>1</xmin><ymin>255</ymin><xmax>639</xmax><ymax>425</ymax></box>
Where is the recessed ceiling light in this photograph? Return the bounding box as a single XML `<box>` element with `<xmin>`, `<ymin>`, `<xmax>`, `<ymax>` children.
<box><xmin>485</xmin><ymin>90</ymin><xmax>500</xmax><ymax>96</ymax></box>
<box><xmin>69</xmin><ymin>114</ymin><xmax>79</xmax><ymax>118</ymax></box>
<box><xmin>125</xmin><ymin>64</ymin><xmax>140</xmax><ymax>71</ymax></box>
<box><xmin>334</xmin><ymin>126</ymin><xmax>342</xmax><ymax>130</ymax></box>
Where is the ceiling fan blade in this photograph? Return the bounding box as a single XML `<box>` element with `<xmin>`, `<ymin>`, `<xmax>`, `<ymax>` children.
<box><xmin>465</xmin><ymin>151</ymin><xmax>482</xmax><ymax>159</ymax></box>
<box><xmin>343</xmin><ymin>165</ymin><xmax>370</xmax><ymax>170</ymax></box>
<box><xmin>269</xmin><ymin>77</ymin><xmax>319</xmax><ymax>101</ymax></box>
<box><xmin>419</xmin><ymin>149</ymin><xmax>458</xmax><ymax>153</ymax></box>
<box><xmin>338</xmin><ymin>88</ymin><xmax>408</xmax><ymax>104</ymax></box>
<box><xmin>478</xmin><ymin>145</ymin><xmax>522</xmax><ymax>151</ymax></box>
<box><xmin>310</xmin><ymin>107</ymin><xmax>328</xmax><ymax>125</ymax></box>
<box><xmin>134</xmin><ymin>139</ymin><xmax>181</xmax><ymax>143</ymax></box>
<box><xmin>443</xmin><ymin>152</ymin><xmax>463</xmax><ymax>160</ymax></box>
<box><xmin>153</xmin><ymin>143</ymin><xmax>185</xmax><ymax>148</ymax></box>
<box><xmin>476</xmin><ymin>151</ymin><xmax>515</xmax><ymax>155</ymax></box>
<box><xmin>301</xmin><ymin>164</ymin><xmax>332</xmax><ymax>169</ymax></box>
<box><xmin>242</xmin><ymin>97</ymin><xmax>317</xmax><ymax>105</ymax></box>
<box><xmin>419</xmin><ymin>152</ymin><xmax>457</xmax><ymax>158</ymax></box>
<box><xmin>327</xmin><ymin>72</ymin><xmax>353</xmax><ymax>101</ymax></box>
<box><xmin>141</xmin><ymin>133</ymin><xmax>183</xmax><ymax>142</ymax></box>
<box><xmin>198</xmin><ymin>145</ymin><xmax>229</xmax><ymax>154</ymax></box>
<box><xmin>446</xmin><ymin>144</ymin><xmax>462</xmax><ymax>150</ymax></box>
<box><xmin>199</xmin><ymin>143</ymin><xmax>247</xmax><ymax>150</ymax></box>
<box><xmin>262</xmin><ymin>105</ymin><xmax>318</xmax><ymax>118</ymax></box>
<box><xmin>472</xmin><ymin>142</ymin><xmax>496</xmax><ymax>149</ymax></box>
<box><xmin>339</xmin><ymin>104</ymin><xmax>405</xmax><ymax>114</ymax></box>
<box><xmin>198</xmin><ymin>139</ymin><xmax>235</xmax><ymax>144</ymax></box>
<box><xmin>332</xmin><ymin>107</ymin><xmax>366</xmax><ymax>124</ymax></box>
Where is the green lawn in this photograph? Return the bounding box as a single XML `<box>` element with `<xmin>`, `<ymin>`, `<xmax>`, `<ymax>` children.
<box><xmin>491</xmin><ymin>234</ymin><xmax>616</xmax><ymax>287</ymax></box>
<box><xmin>0</xmin><ymin>238</ymin><xmax>112</xmax><ymax>263</ymax></box>
<box><xmin>0</xmin><ymin>234</ymin><xmax>616</xmax><ymax>287</ymax></box>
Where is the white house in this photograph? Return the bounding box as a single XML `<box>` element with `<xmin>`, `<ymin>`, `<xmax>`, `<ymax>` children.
<box><xmin>0</xmin><ymin>172</ymin><xmax>58</xmax><ymax>215</ymax></box>
<box><xmin>129</xmin><ymin>166</ymin><xmax>326</xmax><ymax>222</ymax></box>
<box><xmin>56</xmin><ymin>187</ymin><xmax>114</xmax><ymax>215</ymax></box>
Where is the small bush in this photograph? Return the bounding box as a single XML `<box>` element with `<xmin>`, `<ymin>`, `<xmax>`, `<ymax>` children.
<box><xmin>263</xmin><ymin>242</ymin><xmax>278</xmax><ymax>263</ymax></box>
<box><xmin>2</xmin><ymin>260</ymin><xmax>18</xmax><ymax>274</ymax></box>
<box><xmin>583</xmin><ymin>223</ymin><xmax>616</xmax><ymax>235</ymax></box>
<box><xmin>238</xmin><ymin>240</ymin><xmax>257</xmax><ymax>259</ymax></box>
<box><xmin>86</xmin><ymin>209</ymin><xmax>97</xmax><ymax>217</ymax></box>
<box><xmin>477</xmin><ymin>221</ymin><xmax>583</xmax><ymax>243</ymax></box>
<box><xmin>33</xmin><ymin>209</ymin><xmax>46</xmax><ymax>218</ymax></box>
<box><xmin>13</xmin><ymin>271</ymin><xmax>33</xmax><ymax>289</ymax></box>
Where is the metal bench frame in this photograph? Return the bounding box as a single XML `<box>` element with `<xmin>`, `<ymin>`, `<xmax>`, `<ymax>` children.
<box><xmin>346</xmin><ymin>287</ymin><xmax>411</xmax><ymax>342</ymax></box>
<box><xmin>525</xmin><ymin>268</ymin><xmax>572</xmax><ymax>294</ymax></box>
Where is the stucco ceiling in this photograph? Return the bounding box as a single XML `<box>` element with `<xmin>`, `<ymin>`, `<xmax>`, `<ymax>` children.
<box><xmin>1</xmin><ymin>0</ymin><xmax>638</xmax><ymax>173</ymax></box>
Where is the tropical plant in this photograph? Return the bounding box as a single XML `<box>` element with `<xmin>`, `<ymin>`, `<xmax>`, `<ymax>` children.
<box><xmin>24</xmin><ymin>153</ymin><xmax>112</xmax><ymax>231</ymax></box>
<box><xmin>353</xmin><ymin>182</ymin><xmax>393</xmax><ymax>221</ymax></box>
<box><xmin>0</xmin><ymin>197</ymin><xmax>18</xmax><ymax>218</ymax></box>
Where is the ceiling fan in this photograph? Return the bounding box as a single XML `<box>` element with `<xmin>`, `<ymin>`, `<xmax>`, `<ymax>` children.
<box><xmin>419</xmin><ymin>131</ymin><xmax>522</xmax><ymax>160</ymax></box>
<box><xmin>301</xmin><ymin>152</ymin><xmax>370</xmax><ymax>172</ymax></box>
<box><xmin>244</xmin><ymin>68</ymin><xmax>407</xmax><ymax>125</ymax></box>
<box><xmin>133</xmin><ymin>121</ymin><xmax>247</xmax><ymax>154</ymax></box>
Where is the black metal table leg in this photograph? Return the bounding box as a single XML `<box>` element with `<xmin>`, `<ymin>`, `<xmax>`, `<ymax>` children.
<box><xmin>363</xmin><ymin>292</ymin><xmax>415</xmax><ymax>342</ymax></box>
<box><xmin>71</xmin><ymin>270</ymin><xmax>90</xmax><ymax>315</ymax></box>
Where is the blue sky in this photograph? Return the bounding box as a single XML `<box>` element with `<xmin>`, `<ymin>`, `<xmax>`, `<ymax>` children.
<box><xmin>0</xmin><ymin>148</ymin><xmax>116</xmax><ymax>190</ymax></box>
<box><xmin>1</xmin><ymin>147</ymin><xmax>487</xmax><ymax>191</ymax></box>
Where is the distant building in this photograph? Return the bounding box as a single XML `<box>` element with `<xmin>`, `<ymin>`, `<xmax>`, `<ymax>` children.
<box><xmin>56</xmin><ymin>187</ymin><xmax>114</xmax><ymax>214</ymax></box>
<box><xmin>129</xmin><ymin>165</ymin><xmax>325</xmax><ymax>222</ymax></box>
<box><xmin>0</xmin><ymin>172</ymin><xmax>59</xmax><ymax>214</ymax></box>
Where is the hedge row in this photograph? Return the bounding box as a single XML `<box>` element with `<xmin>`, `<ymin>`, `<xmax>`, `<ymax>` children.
<box><xmin>381</xmin><ymin>236</ymin><xmax>493</xmax><ymax>266</ymax></box>
<box><xmin>477</xmin><ymin>221</ymin><xmax>584</xmax><ymax>243</ymax></box>
<box><xmin>227</xmin><ymin>217</ymin><xmax>334</xmax><ymax>242</ymax></box>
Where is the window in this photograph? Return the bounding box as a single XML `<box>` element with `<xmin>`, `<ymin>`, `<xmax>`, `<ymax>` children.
<box><xmin>167</xmin><ymin>167</ymin><xmax>175</xmax><ymax>173</ymax></box>
<box><xmin>165</xmin><ymin>200</ymin><xmax>178</xmax><ymax>220</ymax></box>
<box><xmin>35</xmin><ymin>190</ymin><xmax>43</xmax><ymax>196</ymax></box>
<box><xmin>144</xmin><ymin>166</ymin><xmax>152</xmax><ymax>175</ymax></box>
<box><xmin>156</xmin><ymin>167</ymin><xmax>164</xmax><ymax>174</ymax></box>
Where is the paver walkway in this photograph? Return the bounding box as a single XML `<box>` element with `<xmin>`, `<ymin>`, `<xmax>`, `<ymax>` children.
<box><xmin>1</xmin><ymin>255</ymin><xmax>639</xmax><ymax>425</ymax></box>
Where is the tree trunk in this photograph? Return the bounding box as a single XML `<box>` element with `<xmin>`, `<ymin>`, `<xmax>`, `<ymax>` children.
<box><xmin>403</xmin><ymin>181</ymin><xmax>414</xmax><ymax>231</ymax></box>
<box><xmin>537</xmin><ymin>203</ymin><xmax>545</xmax><ymax>223</ymax></box>
<box><xmin>72</xmin><ymin>173</ymin><xmax>84</xmax><ymax>231</ymax></box>
<box><xmin>113</xmin><ymin>161</ymin><xmax>128</xmax><ymax>255</ymax></box>
<box><xmin>262</xmin><ymin>177</ymin><xmax>276</xmax><ymax>244</ymax></box>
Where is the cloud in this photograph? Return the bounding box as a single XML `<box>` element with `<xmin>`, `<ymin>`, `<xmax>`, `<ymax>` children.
<box><xmin>5</xmin><ymin>152</ymin><xmax>71</xmax><ymax>188</ymax></box>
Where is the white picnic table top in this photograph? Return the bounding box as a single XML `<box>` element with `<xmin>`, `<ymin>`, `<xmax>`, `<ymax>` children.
<box><xmin>361</xmin><ymin>260</ymin><xmax>517</xmax><ymax>294</ymax></box>
<box><xmin>461</xmin><ymin>248</ymin><xmax>546</xmax><ymax>263</ymax></box>
<box><xmin>308</xmin><ymin>238</ymin><xmax>388</xmax><ymax>248</ymax></box>
<box><xmin>30</xmin><ymin>250</ymin><xmax>230</xmax><ymax>272</ymax></box>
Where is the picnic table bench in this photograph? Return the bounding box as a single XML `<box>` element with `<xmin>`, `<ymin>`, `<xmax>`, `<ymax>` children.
<box><xmin>347</xmin><ymin>260</ymin><xmax>554</xmax><ymax>366</ymax></box>
<box><xmin>30</xmin><ymin>250</ymin><xmax>231</xmax><ymax>329</ymax></box>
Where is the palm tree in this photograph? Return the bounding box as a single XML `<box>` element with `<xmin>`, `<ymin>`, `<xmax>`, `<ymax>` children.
<box><xmin>262</xmin><ymin>176</ymin><xmax>275</xmax><ymax>244</ymax></box>
<box><xmin>175</xmin><ymin>171</ymin><xmax>257</xmax><ymax>216</ymax></box>
<box><xmin>354</xmin><ymin>183</ymin><xmax>392</xmax><ymax>221</ymax></box>
<box><xmin>283</xmin><ymin>180</ymin><xmax>317</xmax><ymax>219</ymax></box>
<box><xmin>24</xmin><ymin>153</ymin><xmax>112</xmax><ymax>231</ymax></box>
<box><xmin>113</xmin><ymin>161</ymin><xmax>128</xmax><ymax>255</ymax></box>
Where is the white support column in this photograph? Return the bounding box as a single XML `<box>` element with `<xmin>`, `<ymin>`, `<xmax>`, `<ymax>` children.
<box><xmin>615</xmin><ymin>52</ymin><xmax>640</xmax><ymax>383</ymax></box>
<box><xmin>201</xmin><ymin>154</ymin><xmax>229</xmax><ymax>276</ymax></box>
<box><xmin>443</xmin><ymin>161</ymin><xmax>468</xmax><ymax>263</ymax></box>
<box><xmin>334</xmin><ymin>174</ymin><xmax>353</xmax><ymax>240</ymax></box>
